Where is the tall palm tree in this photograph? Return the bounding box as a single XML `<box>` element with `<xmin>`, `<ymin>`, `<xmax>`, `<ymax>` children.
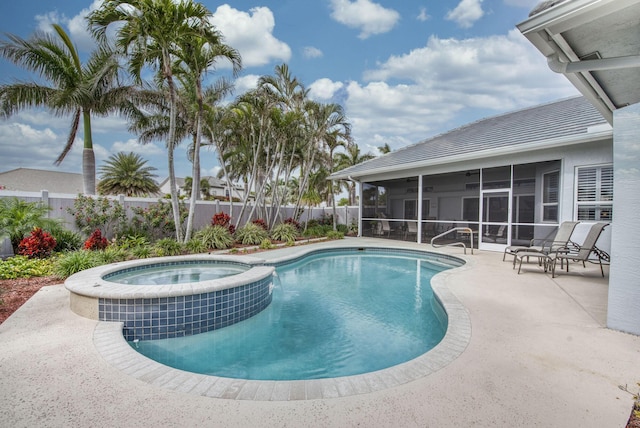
<box><xmin>175</xmin><ymin>34</ymin><xmax>241</xmax><ymax>241</ymax></box>
<box><xmin>334</xmin><ymin>144</ymin><xmax>375</xmax><ymax>205</ymax></box>
<box><xmin>97</xmin><ymin>152</ymin><xmax>160</xmax><ymax>197</ymax></box>
<box><xmin>0</xmin><ymin>24</ymin><xmax>133</xmax><ymax>194</ymax></box>
<box><xmin>89</xmin><ymin>0</ymin><xmax>220</xmax><ymax>241</ymax></box>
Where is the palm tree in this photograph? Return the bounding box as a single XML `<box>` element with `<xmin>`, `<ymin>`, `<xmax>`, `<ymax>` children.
<box><xmin>182</xmin><ymin>176</ymin><xmax>212</xmax><ymax>199</ymax></box>
<box><xmin>175</xmin><ymin>35</ymin><xmax>241</xmax><ymax>241</ymax></box>
<box><xmin>97</xmin><ymin>152</ymin><xmax>160</xmax><ymax>196</ymax></box>
<box><xmin>0</xmin><ymin>24</ymin><xmax>133</xmax><ymax>194</ymax></box>
<box><xmin>89</xmin><ymin>0</ymin><xmax>221</xmax><ymax>241</ymax></box>
<box><xmin>334</xmin><ymin>144</ymin><xmax>375</xmax><ymax>205</ymax></box>
<box><xmin>378</xmin><ymin>143</ymin><xmax>391</xmax><ymax>154</ymax></box>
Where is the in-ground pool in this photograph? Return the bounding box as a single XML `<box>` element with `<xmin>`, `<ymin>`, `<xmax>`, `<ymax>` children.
<box><xmin>132</xmin><ymin>248</ymin><xmax>460</xmax><ymax>380</ymax></box>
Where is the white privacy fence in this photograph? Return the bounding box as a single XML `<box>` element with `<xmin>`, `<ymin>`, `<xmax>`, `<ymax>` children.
<box><xmin>0</xmin><ymin>190</ymin><xmax>359</xmax><ymax>259</ymax></box>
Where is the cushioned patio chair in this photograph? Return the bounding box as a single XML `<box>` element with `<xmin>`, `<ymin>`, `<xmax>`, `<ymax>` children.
<box><xmin>548</xmin><ymin>222</ymin><xmax>609</xmax><ymax>278</ymax></box>
<box><xmin>503</xmin><ymin>221</ymin><xmax>579</xmax><ymax>263</ymax></box>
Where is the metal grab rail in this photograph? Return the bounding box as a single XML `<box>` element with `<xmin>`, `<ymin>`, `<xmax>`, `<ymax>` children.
<box><xmin>430</xmin><ymin>227</ymin><xmax>475</xmax><ymax>255</ymax></box>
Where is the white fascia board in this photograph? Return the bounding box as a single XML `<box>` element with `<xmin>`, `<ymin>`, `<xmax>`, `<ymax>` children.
<box><xmin>330</xmin><ymin>129</ymin><xmax>612</xmax><ymax>181</ymax></box>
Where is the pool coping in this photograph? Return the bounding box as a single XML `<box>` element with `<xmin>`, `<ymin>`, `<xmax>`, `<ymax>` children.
<box><xmin>92</xmin><ymin>243</ymin><xmax>473</xmax><ymax>401</ymax></box>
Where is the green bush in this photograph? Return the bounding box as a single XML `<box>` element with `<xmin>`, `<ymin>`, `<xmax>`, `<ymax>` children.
<box><xmin>336</xmin><ymin>224</ymin><xmax>349</xmax><ymax>234</ymax></box>
<box><xmin>326</xmin><ymin>230</ymin><xmax>344</xmax><ymax>240</ymax></box>
<box><xmin>184</xmin><ymin>238</ymin><xmax>208</xmax><ymax>254</ymax></box>
<box><xmin>193</xmin><ymin>225</ymin><xmax>234</xmax><ymax>250</ymax></box>
<box><xmin>152</xmin><ymin>238</ymin><xmax>183</xmax><ymax>257</ymax></box>
<box><xmin>96</xmin><ymin>246</ymin><xmax>129</xmax><ymax>264</ymax></box>
<box><xmin>131</xmin><ymin>246</ymin><xmax>152</xmax><ymax>259</ymax></box>
<box><xmin>49</xmin><ymin>228</ymin><xmax>83</xmax><ymax>252</ymax></box>
<box><xmin>259</xmin><ymin>238</ymin><xmax>273</xmax><ymax>250</ymax></box>
<box><xmin>130</xmin><ymin>200</ymin><xmax>187</xmax><ymax>241</ymax></box>
<box><xmin>270</xmin><ymin>223</ymin><xmax>299</xmax><ymax>242</ymax></box>
<box><xmin>235</xmin><ymin>222</ymin><xmax>269</xmax><ymax>245</ymax></box>
<box><xmin>67</xmin><ymin>194</ymin><xmax>127</xmax><ymax>239</ymax></box>
<box><xmin>0</xmin><ymin>197</ymin><xmax>60</xmax><ymax>253</ymax></box>
<box><xmin>0</xmin><ymin>256</ymin><xmax>54</xmax><ymax>279</ymax></box>
<box><xmin>114</xmin><ymin>235</ymin><xmax>149</xmax><ymax>250</ymax></box>
<box><xmin>54</xmin><ymin>251</ymin><xmax>100</xmax><ymax>278</ymax></box>
<box><xmin>304</xmin><ymin>225</ymin><xmax>331</xmax><ymax>238</ymax></box>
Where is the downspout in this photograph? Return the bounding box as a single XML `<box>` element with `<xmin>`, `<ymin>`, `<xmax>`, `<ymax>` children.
<box><xmin>547</xmin><ymin>53</ymin><xmax>640</xmax><ymax>73</ymax></box>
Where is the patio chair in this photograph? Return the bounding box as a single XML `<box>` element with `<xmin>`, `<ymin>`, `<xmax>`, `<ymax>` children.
<box><xmin>404</xmin><ymin>221</ymin><xmax>418</xmax><ymax>241</ymax></box>
<box><xmin>375</xmin><ymin>219</ymin><xmax>396</xmax><ymax>237</ymax></box>
<box><xmin>548</xmin><ymin>222</ymin><xmax>610</xmax><ymax>278</ymax></box>
<box><xmin>503</xmin><ymin>221</ymin><xmax>579</xmax><ymax>263</ymax></box>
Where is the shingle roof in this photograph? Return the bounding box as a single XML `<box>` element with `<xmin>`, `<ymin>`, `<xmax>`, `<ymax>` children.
<box><xmin>331</xmin><ymin>96</ymin><xmax>608</xmax><ymax>179</ymax></box>
<box><xmin>0</xmin><ymin>168</ymin><xmax>83</xmax><ymax>193</ymax></box>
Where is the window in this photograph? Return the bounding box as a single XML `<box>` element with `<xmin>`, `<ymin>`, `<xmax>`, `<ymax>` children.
<box><xmin>542</xmin><ymin>171</ymin><xmax>559</xmax><ymax>222</ymax></box>
<box><xmin>576</xmin><ymin>165</ymin><xmax>613</xmax><ymax>221</ymax></box>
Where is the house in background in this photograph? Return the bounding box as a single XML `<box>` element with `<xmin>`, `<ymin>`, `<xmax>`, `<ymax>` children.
<box><xmin>0</xmin><ymin>168</ymin><xmax>84</xmax><ymax>194</ymax></box>
<box><xmin>158</xmin><ymin>176</ymin><xmax>246</xmax><ymax>201</ymax></box>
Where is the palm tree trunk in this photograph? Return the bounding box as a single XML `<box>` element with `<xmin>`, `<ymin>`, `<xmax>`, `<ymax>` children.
<box><xmin>82</xmin><ymin>110</ymin><xmax>96</xmax><ymax>195</ymax></box>
<box><xmin>184</xmin><ymin>90</ymin><xmax>204</xmax><ymax>242</ymax></box>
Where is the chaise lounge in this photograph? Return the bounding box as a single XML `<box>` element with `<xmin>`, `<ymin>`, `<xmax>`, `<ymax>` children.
<box><xmin>548</xmin><ymin>222</ymin><xmax>610</xmax><ymax>278</ymax></box>
<box><xmin>503</xmin><ymin>221</ymin><xmax>579</xmax><ymax>265</ymax></box>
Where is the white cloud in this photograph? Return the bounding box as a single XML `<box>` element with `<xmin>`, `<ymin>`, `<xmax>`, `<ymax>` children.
<box><xmin>303</xmin><ymin>46</ymin><xmax>323</xmax><ymax>59</ymax></box>
<box><xmin>445</xmin><ymin>0</ymin><xmax>484</xmax><ymax>29</ymax></box>
<box><xmin>211</xmin><ymin>5</ymin><xmax>291</xmax><ymax>67</ymax></box>
<box><xmin>35</xmin><ymin>0</ymin><xmax>101</xmax><ymax>52</ymax></box>
<box><xmin>341</xmin><ymin>30</ymin><xmax>578</xmax><ymax>150</ymax></box>
<box><xmin>111</xmin><ymin>139</ymin><xmax>164</xmax><ymax>156</ymax></box>
<box><xmin>309</xmin><ymin>78</ymin><xmax>344</xmax><ymax>100</ymax></box>
<box><xmin>417</xmin><ymin>7</ymin><xmax>430</xmax><ymax>22</ymax></box>
<box><xmin>233</xmin><ymin>74</ymin><xmax>261</xmax><ymax>96</ymax></box>
<box><xmin>330</xmin><ymin>0</ymin><xmax>400</xmax><ymax>39</ymax></box>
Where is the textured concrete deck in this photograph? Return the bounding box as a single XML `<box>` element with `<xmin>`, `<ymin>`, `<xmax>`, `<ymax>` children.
<box><xmin>1</xmin><ymin>237</ymin><xmax>638</xmax><ymax>427</ymax></box>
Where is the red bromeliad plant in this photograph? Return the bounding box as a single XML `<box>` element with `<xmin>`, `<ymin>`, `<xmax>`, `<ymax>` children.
<box><xmin>252</xmin><ymin>218</ymin><xmax>268</xmax><ymax>230</ymax></box>
<box><xmin>211</xmin><ymin>212</ymin><xmax>235</xmax><ymax>234</ymax></box>
<box><xmin>84</xmin><ymin>229</ymin><xmax>109</xmax><ymax>250</ymax></box>
<box><xmin>18</xmin><ymin>227</ymin><xmax>57</xmax><ymax>259</ymax></box>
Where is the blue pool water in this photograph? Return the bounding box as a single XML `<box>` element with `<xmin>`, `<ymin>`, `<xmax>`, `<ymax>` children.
<box><xmin>131</xmin><ymin>250</ymin><xmax>452</xmax><ymax>380</ymax></box>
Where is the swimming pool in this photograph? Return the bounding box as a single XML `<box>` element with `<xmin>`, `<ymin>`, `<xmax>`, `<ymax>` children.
<box><xmin>132</xmin><ymin>248</ymin><xmax>460</xmax><ymax>380</ymax></box>
<box><xmin>103</xmin><ymin>261</ymin><xmax>250</xmax><ymax>285</ymax></box>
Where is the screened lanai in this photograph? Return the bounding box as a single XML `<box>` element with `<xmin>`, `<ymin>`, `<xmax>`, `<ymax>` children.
<box><xmin>360</xmin><ymin>160</ymin><xmax>565</xmax><ymax>251</ymax></box>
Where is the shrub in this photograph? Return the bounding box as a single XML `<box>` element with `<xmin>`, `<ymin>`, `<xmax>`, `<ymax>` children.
<box><xmin>49</xmin><ymin>228</ymin><xmax>83</xmax><ymax>252</ymax></box>
<box><xmin>284</xmin><ymin>217</ymin><xmax>301</xmax><ymax>230</ymax></box>
<box><xmin>54</xmin><ymin>250</ymin><xmax>100</xmax><ymax>278</ymax></box>
<box><xmin>68</xmin><ymin>194</ymin><xmax>126</xmax><ymax>239</ymax></box>
<box><xmin>0</xmin><ymin>197</ymin><xmax>60</xmax><ymax>253</ymax></box>
<box><xmin>114</xmin><ymin>235</ymin><xmax>149</xmax><ymax>250</ymax></box>
<box><xmin>211</xmin><ymin>212</ymin><xmax>235</xmax><ymax>234</ymax></box>
<box><xmin>96</xmin><ymin>246</ymin><xmax>129</xmax><ymax>264</ymax></box>
<box><xmin>252</xmin><ymin>218</ymin><xmax>268</xmax><ymax>230</ymax></box>
<box><xmin>304</xmin><ymin>225</ymin><xmax>331</xmax><ymax>238</ymax></box>
<box><xmin>336</xmin><ymin>224</ymin><xmax>349</xmax><ymax>234</ymax></box>
<box><xmin>193</xmin><ymin>225</ymin><xmax>234</xmax><ymax>250</ymax></box>
<box><xmin>271</xmin><ymin>223</ymin><xmax>299</xmax><ymax>242</ymax></box>
<box><xmin>185</xmin><ymin>238</ymin><xmax>208</xmax><ymax>254</ymax></box>
<box><xmin>326</xmin><ymin>230</ymin><xmax>344</xmax><ymax>240</ymax></box>
<box><xmin>130</xmin><ymin>200</ymin><xmax>187</xmax><ymax>241</ymax></box>
<box><xmin>0</xmin><ymin>256</ymin><xmax>54</xmax><ymax>279</ymax></box>
<box><xmin>18</xmin><ymin>227</ymin><xmax>57</xmax><ymax>259</ymax></box>
<box><xmin>84</xmin><ymin>229</ymin><xmax>109</xmax><ymax>251</ymax></box>
<box><xmin>131</xmin><ymin>246</ymin><xmax>152</xmax><ymax>259</ymax></box>
<box><xmin>259</xmin><ymin>238</ymin><xmax>273</xmax><ymax>250</ymax></box>
<box><xmin>152</xmin><ymin>238</ymin><xmax>183</xmax><ymax>257</ymax></box>
<box><xmin>235</xmin><ymin>222</ymin><xmax>269</xmax><ymax>245</ymax></box>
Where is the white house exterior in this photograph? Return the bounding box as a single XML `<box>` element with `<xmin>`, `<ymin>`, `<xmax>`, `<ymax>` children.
<box><xmin>331</xmin><ymin>96</ymin><xmax>613</xmax><ymax>254</ymax></box>
<box><xmin>517</xmin><ymin>0</ymin><xmax>640</xmax><ymax>335</ymax></box>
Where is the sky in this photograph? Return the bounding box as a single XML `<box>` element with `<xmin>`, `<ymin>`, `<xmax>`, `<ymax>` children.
<box><xmin>0</xmin><ymin>0</ymin><xmax>579</xmax><ymax>185</ymax></box>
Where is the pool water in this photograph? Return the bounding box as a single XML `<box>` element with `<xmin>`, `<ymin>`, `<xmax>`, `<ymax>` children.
<box><xmin>132</xmin><ymin>251</ymin><xmax>449</xmax><ymax>380</ymax></box>
<box><xmin>104</xmin><ymin>262</ymin><xmax>249</xmax><ymax>285</ymax></box>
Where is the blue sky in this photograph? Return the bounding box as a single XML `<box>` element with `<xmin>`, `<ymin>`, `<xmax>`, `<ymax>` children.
<box><xmin>0</xmin><ymin>0</ymin><xmax>578</xmax><ymax>184</ymax></box>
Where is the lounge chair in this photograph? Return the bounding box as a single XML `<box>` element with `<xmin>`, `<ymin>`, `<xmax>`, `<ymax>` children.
<box><xmin>548</xmin><ymin>222</ymin><xmax>610</xmax><ymax>278</ymax></box>
<box><xmin>376</xmin><ymin>219</ymin><xmax>396</xmax><ymax>237</ymax></box>
<box><xmin>503</xmin><ymin>221</ymin><xmax>579</xmax><ymax>263</ymax></box>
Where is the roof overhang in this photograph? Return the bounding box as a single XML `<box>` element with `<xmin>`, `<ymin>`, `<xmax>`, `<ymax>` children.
<box><xmin>330</xmin><ymin>126</ymin><xmax>612</xmax><ymax>181</ymax></box>
<box><xmin>517</xmin><ymin>0</ymin><xmax>640</xmax><ymax>124</ymax></box>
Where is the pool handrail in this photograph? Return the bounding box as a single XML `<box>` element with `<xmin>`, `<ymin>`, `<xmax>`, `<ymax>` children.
<box><xmin>430</xmin><ymin>227</ymin><xmax>475</xmax><ymax>255</ymax></box>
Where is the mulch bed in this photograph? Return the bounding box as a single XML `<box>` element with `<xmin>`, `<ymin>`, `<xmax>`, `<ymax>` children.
<box><xmin>0</xmin><ymin>276</ymin><xmax>62</xmax><ymax>324</ymax></box>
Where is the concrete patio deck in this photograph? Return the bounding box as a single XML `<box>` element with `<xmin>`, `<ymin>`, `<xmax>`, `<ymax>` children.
<box><xmin>1</xmin><ymin>237</ymin><xmax>638</xmax><ymax>427</ymax></box>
